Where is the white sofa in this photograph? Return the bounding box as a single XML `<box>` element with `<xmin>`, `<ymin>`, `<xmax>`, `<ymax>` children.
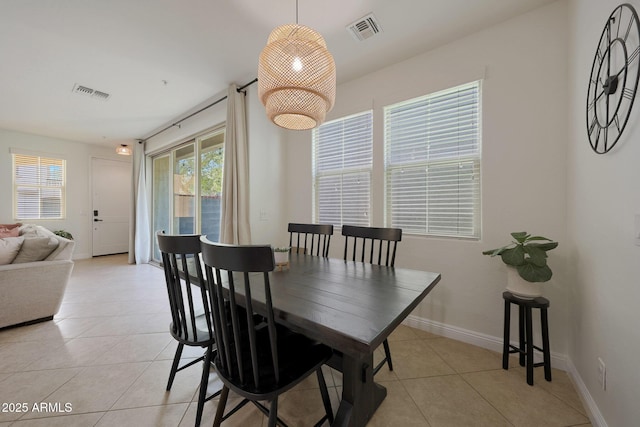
<box><xmin>0</xmin><ymin>224</ymin><xmax>75</xmax><ymax>329</ymax></box>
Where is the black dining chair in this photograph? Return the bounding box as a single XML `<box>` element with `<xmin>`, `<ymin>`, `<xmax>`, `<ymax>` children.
<box><xmin>342</xmin><ymin>224</ymin><xmax>402</xmax><ymax>375</ymax></box>
<box><xmin>342</xmin><ymin>225</ymin><xmax>402</xmax><ymax>267</ymax></box>
<box><xmin>200</xmin><ymin>238</ymin><xmax>334</xmax><ymax>427</ymax></box>
<box><xmin>157</xmin><ymin>231</ymin><xmax>219</xmax><ymax>427</ymax></box>
<box><xmin>288</xmin><ymin>222</ymin><xmax>334</xmax><ymax>256</ymax></box>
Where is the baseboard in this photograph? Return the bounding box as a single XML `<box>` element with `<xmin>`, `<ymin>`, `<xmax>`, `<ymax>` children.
<box><xmin>404</xmin><ymin>315</ymin><xmax>609</xmax><ymax>426</ymax></box>
<box><xmin>403</xmin><ymin>314</ymin><xmax>567</xmax><ymax>370</ymax></box>
<box><xmin>565</xmin><ymin>357</ymin><xmax>608</xmax><ymax>427</ymax></box>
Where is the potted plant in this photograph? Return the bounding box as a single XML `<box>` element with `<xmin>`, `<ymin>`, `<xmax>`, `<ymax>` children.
<box><xmin>482</xmin><ymin>231</ymin><xmax>558</xmax><ymax>298</ymax></box>
<box><xmin>53</xmin><ymin>230</ymin><xmax>73</xmax><ymax>240</ymax></box>
<box><xmin>273</xmin><ymin>247</ymin><xmax>290</xmax><ymax>266</ymax></box>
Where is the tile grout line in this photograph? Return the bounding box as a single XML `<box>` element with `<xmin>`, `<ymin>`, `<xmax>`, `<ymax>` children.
<box><xmin>396</xmin><ymin>374</ymin><xmax>435</xmax><ymax>427</ymax></box>
<box><xmin>457</xmin><ymin>370</ymin><xmax>516</xmax><ymax>427</ymax></box>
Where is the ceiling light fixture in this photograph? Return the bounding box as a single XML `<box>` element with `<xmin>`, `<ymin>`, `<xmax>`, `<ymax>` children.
<box><xmin>116</xmin><ymin>144</ymin><xmax>132</xmax><ymax>156</ymax></box>
<box><xmin>258</xmin><ymin>0</ymin><xmax>336</xmax><ymax>130</ymax></box>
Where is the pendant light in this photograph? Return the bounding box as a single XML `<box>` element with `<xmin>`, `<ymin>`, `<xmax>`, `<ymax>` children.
<box><xmin>258</xmin><ymin>1</ymin><xmax>336</xmax><ymax>130</ymax></box>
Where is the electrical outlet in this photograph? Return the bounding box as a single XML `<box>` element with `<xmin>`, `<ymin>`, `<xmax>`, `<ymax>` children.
<box><xmin>598</xmin><ymin>358</ymin><xmax>606</xmax><ymax>390</ymax></box>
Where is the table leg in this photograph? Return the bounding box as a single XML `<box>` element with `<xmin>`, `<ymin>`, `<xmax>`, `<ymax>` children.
<box><xmin>333</xmin><ymin>352</ymin><xmax>387</xmax><ymax>427</ymax></box>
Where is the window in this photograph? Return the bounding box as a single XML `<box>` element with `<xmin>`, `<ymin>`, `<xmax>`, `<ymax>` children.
<box><xmin>313</xmin><ymin>111</ymin><xmax>373</xmax><ymax>227</ymax></box>
<box><xmin>12</xmin><ymin>152</ymin><xmax>66</xmax><ymax>220</ymax></box>
<box><xmin>152</xmin><ymin>129</ymin><xmax>224</xmax><ymax>261</ymax></box>
<box><xmin>384</xmin><ymin>81</ymin><xmax>481</xmax><ymax>238</ymax></box>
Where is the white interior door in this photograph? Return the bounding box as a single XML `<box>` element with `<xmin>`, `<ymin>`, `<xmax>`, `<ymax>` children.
<box><xmin>92</xmin><ymin>158</ymin><xmax>131</xmax><ymax>256</ymax></box>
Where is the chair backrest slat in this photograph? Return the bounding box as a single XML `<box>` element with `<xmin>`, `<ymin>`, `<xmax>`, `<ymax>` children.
<box><xmin>212</xmin><ymin>268</ymin><xmax>232</xmax><ymax>375</ymax></box>
<box><xmin>288</xmin><ymin>223</ymin><xmax>333</xmax><ymax>257</ymax></box>
<box><xmin>157</xmin><ymin>231</ymin><xmax>215</xmax><ymax>345</ymax></box>
<box><xmin>241</xmin><ymin>272</ymin><xmax>260</xmax><ymax>386</ymax></box>
<box><xmin>180</xmin><ymin>255</ymin><xmax>199</xmax><ymax>339</ymax></box>
<box><xmin>342</xmin><ymin>225</ymin><xmax>402</xmax><ymax>267</ymax></box>
<box><xmin>200</xmin><ymin>239</ymin><xmax>279</xmax><ymax>389</ymax></box>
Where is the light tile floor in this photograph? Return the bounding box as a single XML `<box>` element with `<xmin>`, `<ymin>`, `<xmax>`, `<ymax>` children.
<box><xmin>0</xmin><ymin>255</ymin><xmax>592</xmax><ymax>427</ymax></box>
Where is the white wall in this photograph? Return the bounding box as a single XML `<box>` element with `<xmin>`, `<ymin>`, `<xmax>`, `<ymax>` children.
<box><xmin>145</xmin><ymin>84</ymin><xmax>287</xmax><ymax>247</ymax></box>
<box><xmin>0</xmin><ymin>84</ymin><xmax>286</xmax><ymax>261</ymax></box>
<box><xmin>567</xmin><ymin>1</ymin><xmax>640</xmax><ymax>425</ymax></box>
<box><xmin>0</xmin><ymin>129</ymin><xmax>131</xmax><ymax>259</ymax></box>
<box><xmin>286</xmin><ymin>2</ymin><xmax>570</xmax><ymax>355</ymax></box>
<box><xmin>7</xmin><ymin>1</ymin><xmax>638</xmax><ymax>423</ymax></box>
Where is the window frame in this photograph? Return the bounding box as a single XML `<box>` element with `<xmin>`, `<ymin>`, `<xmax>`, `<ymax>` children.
<box><xmin>11</xmin><ymin>150</ymin><xmax>66</xmax><ymax>220</ymax></box>
<box><xmin>312</xmin><ymin>110</ymin><xmax>374</xmax><ymax>228</ymax></box>
<box><xmin>383</xmin><ymin>81</ymin><xmax>482</xmax><ymax>239</ymax></box>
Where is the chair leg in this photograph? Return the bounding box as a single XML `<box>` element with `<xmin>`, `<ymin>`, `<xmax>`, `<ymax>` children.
<box><xmin>373</xmin><ymin>339</ymin><xmax>394</xmax><ymax>375</ymax></box>
<box><xmin>525</xmin><ymin>307</ymin><xmax>534</xmax><ymax>386</ymax></box>
<box><xmin>166</xmin><ymin>343</ymin><xmax>184</xmax><ymax>391</ymax></box>
<box><xmin>317</xmin><ymin>368</ymin><xmax>334</xmax><ymax>425</ymax></box>
<box><xmin>213</xmin><ymin>386</ymin><xmax>229</xmax><ymax>427</ymax></box>
<box><xmin>195</xmin><ymin>345</ymin><xmax>213</xmax><ymax>427</ymax></box>
<box><xmin>267</xmin><ymin>398</ymin><xmax>278</xmax><ymax>427</ymax></box>
<box><xmin>250</xmin><ymin>401</ymin><xmax>289</xmax><ymax>427</ymax></box>
<box><xmin>518</xmin><ymin>305</ymin><xmax>526</xmax><ymax>367</ymax></box>
<box><xmin>503</xmin><ymin>299</ymin><xmax>511</xmax><ymax>370</ymax></box>
<box><xmin>541</xmin><ymin>307</ymin><xmax>552</xmax><ymax>381</ymax></box>
<box><xmin>382</xmin><ymin>339</ymin><xmax>393</xmax><ymax>371</ymax></box>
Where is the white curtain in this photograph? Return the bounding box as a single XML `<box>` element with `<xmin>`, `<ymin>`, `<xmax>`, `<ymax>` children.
<box><xmin>129</xmin><ymin>141</ymin><xmax>151</xmax><ymax>264</ymax></box>
<box><xmin>220</xmin><ymin>84</ymin><xmax>252</xmax><ymax>244</ymax></box>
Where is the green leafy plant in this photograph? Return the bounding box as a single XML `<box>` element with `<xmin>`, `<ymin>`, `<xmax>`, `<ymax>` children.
<box><xmin>53</xmin><ymin>230</ymin><xmax>73</xmax><ymax>240</ymax></box>
<box><xmin>482</xmin><ymin>232</ymin><xmax>558</xmax><ymax>282</ymax></box>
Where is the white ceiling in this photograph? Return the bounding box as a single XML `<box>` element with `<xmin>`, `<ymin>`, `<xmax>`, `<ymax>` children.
<box><xmin>0</xmin><ymin>0</ymin><xmax>556</xmax><ymax>148</ymax></box>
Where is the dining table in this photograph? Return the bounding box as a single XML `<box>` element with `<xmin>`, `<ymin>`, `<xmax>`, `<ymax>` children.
<box><xmin>255</xmin><ymin>252</ymin><xmax>441</xmax><ymax>427</ymax></box>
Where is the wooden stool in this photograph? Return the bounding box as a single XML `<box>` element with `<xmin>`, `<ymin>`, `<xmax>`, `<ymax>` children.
<box><xmin>502</xmin><ymin>291</ymin><xmax>551</xmax><ymax>385</ymax></box>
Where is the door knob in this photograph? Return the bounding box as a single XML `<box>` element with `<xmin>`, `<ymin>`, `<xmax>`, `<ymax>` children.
<box><xmin>94</xmin><ymin>219</ymin><xmax>103</xmax><ymax>222</ymax></box>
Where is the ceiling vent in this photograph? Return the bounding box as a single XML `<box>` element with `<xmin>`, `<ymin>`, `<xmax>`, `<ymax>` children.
<box><xmin>73</xmin><ymin>84</ymin><xmax>94</xmax><ymax>96</ymax></box>
<box><xmin>347</xmin><ymin>13</ymin><xmax>382</xmax><ymax>42</ymax></box>
<box><xmin>92</xmin><ymin>90</ymin><xmax>110</xmax><ymax>101</ymax></box>
<box><xmin>72</xmin><ymin>84</ymin><xmax>110</xmax><ymax>101</ymax></box>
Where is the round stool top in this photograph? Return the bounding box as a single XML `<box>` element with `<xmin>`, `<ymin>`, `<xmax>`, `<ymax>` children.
<box><xmin>503</xmin><ymin>291</ymin><xmax>549</xmax><ymax>308</ymax></box>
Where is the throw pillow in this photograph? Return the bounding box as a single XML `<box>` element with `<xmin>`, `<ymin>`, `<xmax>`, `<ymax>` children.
<box><xmin>0</xmin><ymin>226</ymin><xmax>19</xmax><ymax>238</ymax></box>
<box><xmin>19</xmin><ymin>224</ymin><xmax>55</xmax><ymax>238</ymax></box>
<box><xmin>0</xmin><ymin>223</ymin><xmax>21</xmax><ymax>238</ymax></box>
<box><xmin>12</xmin><ymin>237</ymin><xmax>59</xmax><ymax>264</ymax></box>
<box><xmin>0</xmin><ymin>236</ymin><xmax>25</xmax><ymax>265</ymax></box>
<box><xmin>0</xmin><ymin>223</ymin><xmax>21</xmax><ymax>229</ymax></box>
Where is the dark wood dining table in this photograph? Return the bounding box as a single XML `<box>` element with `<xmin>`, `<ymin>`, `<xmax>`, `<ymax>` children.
<box><xmin>258</xmin><ymin>252</ymin><xmax>441</xmax><ymax>427</ymax></box>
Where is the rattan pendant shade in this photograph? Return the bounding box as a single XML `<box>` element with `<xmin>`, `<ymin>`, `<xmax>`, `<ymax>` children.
<box><xmin>258</xmin><ymin>24</ymin><xmax>336</xmax><ymax>130</ymax></box>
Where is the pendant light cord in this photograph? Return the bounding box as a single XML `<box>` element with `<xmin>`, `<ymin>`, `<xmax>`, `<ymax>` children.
<box><xmin>296</xmin><ymin>0</ymin><xmax>299</xmax><ymax>24</ymax></box>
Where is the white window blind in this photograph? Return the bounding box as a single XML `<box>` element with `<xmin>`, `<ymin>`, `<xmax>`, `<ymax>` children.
<box><xmin>384</xmin><ymin>81</ymin><xmax>481</xmax><ymax>238</ymax></box>
<box><xmin>13</xmin><ymin>154</ymin><xmax>66</xmax><ymax>220</ymax></box>
<box><xmin>313</xmin><ymin>111</ymin><xmax>373</xmax><ymax>227</ymax></box>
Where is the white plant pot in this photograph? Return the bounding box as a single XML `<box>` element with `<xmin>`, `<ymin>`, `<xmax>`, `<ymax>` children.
<box><xmin>506</xmin><ymin>267</ymin><xmax>542</xmax><ymax>299</ymax></box>
<box><xmin>274</xmin><ymin>251</ymin><xmax>289</xmax><ymax>265</ymax></box>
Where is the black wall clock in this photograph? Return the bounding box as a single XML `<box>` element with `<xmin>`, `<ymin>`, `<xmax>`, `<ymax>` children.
<box><xmin>587</xmin><ymin>3</ymin><xmax>640</xmax><ymax>154</ymax></box>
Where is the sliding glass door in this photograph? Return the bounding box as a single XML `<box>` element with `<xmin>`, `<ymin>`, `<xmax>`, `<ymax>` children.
<box><xmin>152</xmin><ymin>155</ymin><xmax>170</xmax><ymax>259</ymax></box>
<box><xmin>151</xmin><ymin>128</ymin><xmax>224</xmax><ymax>261</ymax></box>
<box><xmin>173</xmin><ymin>144</ymin><xmax>196</xmax><ymax>234</ymax></box>
<box><xmin>199</xmin><ymin>132</ymin><xmax>224</xmax><ymax>242</ymax></box>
